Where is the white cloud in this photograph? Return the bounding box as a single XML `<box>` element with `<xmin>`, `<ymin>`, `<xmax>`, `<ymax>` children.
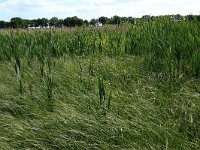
<box><xmin>0</xmin><ymin>0</ymin><xmax>199</xmax><ymax>21</ymax></box>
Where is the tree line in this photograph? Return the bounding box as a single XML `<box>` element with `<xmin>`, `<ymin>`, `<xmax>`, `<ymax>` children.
<box><xmin>0</xmin><ymin>14</ymin><xmax>199</xmax><ymax>29</ymax></box>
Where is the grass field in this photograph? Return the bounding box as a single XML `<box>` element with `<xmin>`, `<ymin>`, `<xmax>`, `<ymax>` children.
<box><xmin>0</xmin><ymin>17</ymin><xmax>200</xmax><ymax>149</ymax></box>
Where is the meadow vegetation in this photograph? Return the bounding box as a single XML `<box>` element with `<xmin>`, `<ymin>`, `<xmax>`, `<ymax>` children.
<box><xmin>0</xmin><ymin>17</ymin><xmax>199</xmax><ymax>149</ymax></box>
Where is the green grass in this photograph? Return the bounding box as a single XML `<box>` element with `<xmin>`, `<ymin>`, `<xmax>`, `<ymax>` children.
<box><xmin>0</xmin><ymin>55</ymin><xmax>199</xmax><ymax>149</ymax></box>
<box><xmin>0</xmin><ymin>18</ymin><xmax>200</xmax><ymax>149</ymax></box>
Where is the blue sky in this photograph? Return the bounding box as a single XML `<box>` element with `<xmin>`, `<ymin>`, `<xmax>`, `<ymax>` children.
<box><xmin>0</xmin><ymin>0</ymin><xmax>199</xmax><ymax>21</ymax></box>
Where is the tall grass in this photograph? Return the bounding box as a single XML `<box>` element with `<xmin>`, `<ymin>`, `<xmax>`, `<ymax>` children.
<box><xmin>0</xmin><ymin>18</ymin><xmax>199</xmax><ymax>80</ymax></box>
<box><xmin>0</xmin><ymin>17</ymin><xmax>198</xmax><ymax>97</ymax></box>
<box><xmin>125</xmin><ymin>17</ymin><xmax>200</xmax><ymax>80</ymax></box>
<box><xmin>0</xmin><ymin>18</ymin><xmax>199</xmax><ymax>149</ymax></box>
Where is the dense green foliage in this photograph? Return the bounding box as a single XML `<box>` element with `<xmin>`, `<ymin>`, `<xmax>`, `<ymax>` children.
<box><xmin>0</xmin><ymin>17</ymin><xmax>199</xmax><ymax>149</ymax></box>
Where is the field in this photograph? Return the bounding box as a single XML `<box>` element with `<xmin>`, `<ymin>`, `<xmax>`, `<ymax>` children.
<box><xmin>0</xmin><ymin>17</ymin><xmax>200</xmax><ymax>149</ymax></box>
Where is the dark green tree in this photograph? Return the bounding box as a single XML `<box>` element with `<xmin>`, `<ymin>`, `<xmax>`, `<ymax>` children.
<box><xmin>0</xmin><ymin>20</ymin><xmax>6</xmax><ymax>28</ymax></box>
<box><xmin>197</xmin><ymin>15</ymin><xmax>200</xmax><ymax>22</ymax></box>
<box><xmin>174</xmin><ymin>14</ymin><xmax>182</xmax><ymax>21</ymax></box>
<box><xmin>36</xmin><ymin>18</ymin><xmax>49</xmax><ymax>28</ymax></box>
<box><xmin>89</xmin><ymin>18</ymin><xmax>98</xmax><ymax>26</ymax></box>
<box><xmin>98</xmin><ymin>16</ymin><xmax>108</xmax><ymax>25</ymax></box>
<box><xmin>142</xmin><ymin>15</ymin><xmax>151</xmax><ymax>22</ymax></box>
<box><xmin>10</xmin><ymin>17</ymin><xmax>23</xmax><ymax>28</ymax></box>
<box><xmin>186</xmin><ymin>15</ymin><xmax>200</xmax><ymax>22</ymax></box>
<box><xmin>30</xmin><ymin>19</ymin><xmax>38</xmax><ymax>28</ymax></box>
<box><xmin>111</xmin><ymin>15</ymin><xmax>121</xmax><ymax>24</ymax></box>
<box><xmin>83</xmin><ymin>20</ymin><xmax>89</xmax><ymax>26</ymax></box>
<box><xmin>186</xmin><ymin>15</ymin><xmax>195</xmax><ymax>21</ymax></box>
<box><xmin>128</xmin><ymin>17</ymin><xmax>135</xmax><ymax>24</ymax></box>
<box><xmin>56</xmin><ymin>19</ymin><xmax>63</xmax><ymax>27</ymax></box>
<box><xmin>63</xmin><ymin>17</ymin><xmax>71</xmax><ymax>27</ymax></box>
<box><xmin>63</xmin><ymin>16</ymin><xmax>84</xmax><ymax>27</ymax></box>
<box><xmin>71</xmin><ymin>16</ymin><xmax>84</xmax><ymax>26</ymax></box>
<box><xmin>22</xmin><ymin>19</ymin><xmax>30</xmax><ymax>28</ymax></box>
<box><xmin>36</xmin><ymin>18</ymin><xmax>42</xmax><ymax>27</ymax></box>
<box><xmin>121</xmin><ymin>17</ymin><xmax>128</xmax><ymax>23</ymax></box>
<box><xmin>41</xmin><ymin>18</ymin><xmax>49</xmax><ymax>27</ymax></box>
<box><xmin>49</xmin><ymin>17</ymin><xmax>58</xmax><ymax>27</ymax></box>
<box><xmin>5</xmin><ymin>22</ymin><xmax>11</xmax><ymax>28</ymax></box>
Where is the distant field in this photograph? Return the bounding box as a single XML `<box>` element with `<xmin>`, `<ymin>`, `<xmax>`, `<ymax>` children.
<box><xmin>0</xmin><ymin>18</ymin><xmax>199</xmax><ymax>149</ymax></box>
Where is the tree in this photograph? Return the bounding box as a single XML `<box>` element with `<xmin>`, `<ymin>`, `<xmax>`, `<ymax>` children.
<box><xmin>175</xmin><ymin>14</ymin><xmax>182</xmax><ymax>21</ymax></box>
<box><xmin>127</xmin><ymin>17</ymin><xmax>135</xmax><ymax>24</ymax></box>
<box><xmin>89</xmin><ymin>18</ymin><xmax>98</xmax><ymax>26</ymax></box>
<box><xmin>63</xmin><ymin>17</ymin><xmax>71</xmax><ymax>27</ymax></box>
<box><xmin>10</xmin><ymin>17</ymin><xmax>23</xmax><ymax>28</ymax></box>
<box><xmin>0</xmin><ymin>20</ymin><xmax>6</xmax><ymax>28</ymax></box>
<box><xmin>150</xmin><ymin>16</ymin><xmax>156</xmax><ymax>21</ymax></box>
<box><xmin>70</xmin><ymin>16</ymin><xmax>84</xmax><ymax>26</ymax></box>
<box><xmin>98</xmin><ymin>16</ymin><xmax>108</xmax><ymax>25</ymax></box>
<box><xmin>56</xmin><ymin>19</ymin><xmax>63</xmax><ymax>27</ymax></box>
<box><xmin>41</xmin><ymin>18</ymin><xmax>49</xmax><ymax>28</ymax></box>
<box><xmin>5</xmin><ymin>22</ymin><xmax>11</xmax><ymax>28</ymax></box>
<box><xmin>197</xmin><ymin>15</ymin><xmax>200</xmax><ymax>22</ymax></box>
<box><xmin>186</xmin><ymin>15</ymin><xmax>200</xmax><ymax>22</ymax></box>
<box><xmin>36</xmin><ymin>18</ymin><xmax>42</xmax><ymax>27</ymax></box>
<box><xmin>36</xmin><ymin>18</ymin><xmax>48</xmax><ymax>28</ymax></box>
<box><xmin>22</xmin><ymin>19</ymin><xmax>30</xmax><ymax>28</ymax></box>
<box><xmin>63</xmin><ymin>16</ymin><xmax>84</xmax><ymax>27</ymax></box>
<box><xmin>121</xmin><ymin>17</ymin><xmax>128</xmax><ymax>23</ymax></box>
<box><xmin>49</xmin><ymin>17</ymin><xmax>58</xmax><ymax>27</ymax></box>
<box><xmin>83</xmin><ymin>20</ymin><xmax>89</xmax><ymax>26</ymax></box>
<box><xmin>30</xmin><ymin>19</ymin><xmax>38</xmax><ymax>28</ymax></box>
<box><xmin>111</xmin><ymin>15</ymin><xmax>121</xmax><ymax>24</ymax></box>
<box><xmin>142</xmin><ymin>15</ymin><xmax>151</xmax><ymax>22</ymax></box>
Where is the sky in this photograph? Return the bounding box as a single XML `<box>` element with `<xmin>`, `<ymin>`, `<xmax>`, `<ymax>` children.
<box><xmin>0</xmin><ymin>0</ymin><xmax>199</xmax><ymax>21</ymax></box>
